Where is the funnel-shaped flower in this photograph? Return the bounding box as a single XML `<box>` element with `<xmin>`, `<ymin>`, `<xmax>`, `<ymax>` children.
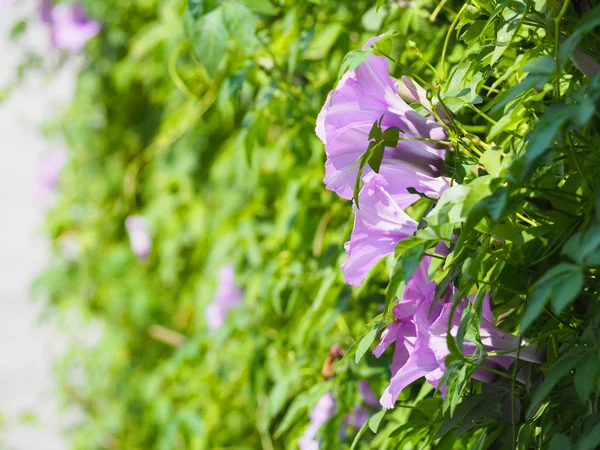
<box><xmin>427</xmin><ymin>294</ymin><xmax>546</xmax><ymax>380</ymax></box>
<box><xmin>205</xmin><ymin>265</ymin><xmax>243</xmax><ymax>330</ymax></box>
<box><xmin>341</xmin><ymin>169</ymin><xmax>447</xmax><ymax>286</ymax></box>
<box><xmin>374</xmin><ymin>258</ymin><xmax>442</xmax><ymax>408</ymax></box>
<box><xmin>125</xmin><ymin>215</ymin><xmax>151</xmax><ymax>262</ymax></box>
<box><xmin>49</xmin><ymin>3</ymin><xmax>100</xmax><ymax>53</ymax></box>
<box><xmin>374</xmin><ymin>258</ymin><xmax>544</xmax><ymax>409</ymax></box>
<box><xmin>316</xmin><ymin>36</ymin><xmax>447</xmax><ymax>200</ymax></box>
<box><xmin>299</xmin><ymin>392</ymin><xmax>336</xmax><ymax>450</ymax></box>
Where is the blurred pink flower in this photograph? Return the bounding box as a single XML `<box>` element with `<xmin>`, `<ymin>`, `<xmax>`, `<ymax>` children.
<box><xmin>39</xmin><ymin>0</ymin><xmax>52</xmax><ymax>22</ymax></box>
<box><xmin>47</xmin><ymin>3</ymin><xmax>101</xmax><ymax>53</ymax></box>
<box><xmin>34</xmin><ymin>148</ymin><xmax>67</xmax><ymax>206</ymax></box>
<box><xmin>339</xmin><ymin>381</ymin><xmax>379</xmax><ymax>439</ymax></box>
<box><xmin>0</xmin><ymin>0</ymin><xmax>16</xmax><ymax>10</ymax></box>
<box><xmin>358</xmin><ymin>380</ymin><xmax>379</xmax><ymax>407</ymax></box>
<box><xmin>299</xmin><ymin>392</ymin><xmax>336</xmax><ymax>450</ymax></box>
<box><xmin>125</xmin><ymin>215</ymin><xmax>151</xmax><ymax>262</ymax></box>
<box><xmin>339</xmin><ymin>407</ymin><xmax>369</xmax><ymax>438</ymax></box>
<box><xmin>205</xmin><ymin>265</ymin><xmax>243</xmax><ymax>330</ymax></box>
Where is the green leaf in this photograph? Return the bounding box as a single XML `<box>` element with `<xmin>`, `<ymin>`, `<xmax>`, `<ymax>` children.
<box><xmin>455</xmin><ymin>394</ymin><xmax>502</xmax><ymax>436</ymax></box>
<box><xmin>273</xmin><ymin>394</ymin><xmax>311</xmax><ymax>437</ymax></box>
<box><xmin>382</xmin><ymin>127</ymin><xmax>400</xmax><ymax>147</ymax></box>
<box><xmin>435</xmin><ymin>394</ymin><xmax>497</xmax><ymax>439</ymax></box>
<box><xmin>579</xmin><ymin>424</ymin><xmax>600</xmax><ymax>450</ymax></box>
<box><xmin>427</xmin><ymin>185</ymin><xmax>470</xmax><ymax>226</ymax></box>
<box><xmin>375</xmin><ymin>0</ymin><xmax>386</xmax><ymax>12</ymax></box>
<box><xmin>386</xmin><ymin>256</ymin><xmax>405</xmax><ymax>307</ymax></box>
<box><xmin>524</xmin><ymin>55</ymin><xmax>555</xmax><ymax>74</ymax></box>
<box><xmin>355</xmin><ymin>323</ymin><xmax>382</xmax><ymax>364</ymax></box>
<box><xmin>239</xmin><ymin>0</ymin><xmax>277</xmax><ymax>15</ymax></box>
<box><xmin>559</xmin><ymin>6</ymin><xmax>600</xmax><ymax>66</ymax></box>
<box><xmin>337</xmin><ymin>50</ymin><xmax>372</xmax><ymax>79</ymax></box>
<box><xmin>190</xmin><ymin>8</ymin><xmax>229</xmax><ymax>77</ymax></box>
<box><xmin>491</xmin><ymin>4</ymin><xmax>525</xmax><ymax>65</ymax></box>
<box><xmin>368</xmin><ymin>119</ymin><xmax>383</xmax><ymax>141</ymax></box>
<box><xmin>459</xmin><ymin>20</ymin><xmax>487</xmax><ymax>45</ymax></box>
<box><xmin>368</xmin><ymin>409</ymin><xmax>386</xmax><ymax>433</ymax></box>
<box><xmin>548</xmin><ymin>434</ymin><xmax>571</xmax><ymax>450</ymax></box>
<box><xmin>188</xmin><ymin>0</ymin><xmax>204</xmax><ymax>20</ymax></box>
<box><xmin>521</xmin><ymin>263</ymin><xmax>582</xmax><ymax>331</ymax></box>
<box><xmin>401</xmin><ymin>242</ymin><xmax>427</xmax><ymax>281</ymax></box>
<box><xmin>222</xmin><ymin>2</ymin><xmax>257</xmax><ymax>52</ymax></box>
<box><xmin>367</xmin><ymin>142</ymin><xmax>384</xmax><ymax>173</ymax></box>
<box><xmin>471</xmin><ymin>430</ymin><xmax>488</xmax><ymax>450</ymax></box>
<box><xmin>516</xmin><ymin>104</ymin><xmax>571</xmax><ymax>180</ymax></box>
<box><xmin>486</xmin><ymin>186</ymin><xmax>508</xmax><ymax>221</ymax></box>
<box><xmin>349</xmin><ymin>418</ymin><xmax>370</xmax><ymax>450</ymax></box>
<box><xmin>10</xmin><ymin>20</ymin><xmax>27</xmax><ymax>39</ymax></box>
<box><xmin>353</xmin><ymin>148</ymin><xmax>372</xmax><ymax>208</ymax></box>
<box><xmin>488</xmin><ymin>73</ymin><xmax>546</xmax><ymax>114</ymax></box>
<box><xmin>220</xmin><ymin>67</ymin><xmax>248</xmax><ymax>100</ymax></box>
<box><xmin>520</xmin><ymin>281</ymin><xmax>551</xmax><ymax>332</ymax></box>
<box><xmin>550</xmin><ymin>267</ymin><xmax>583</xmax><ymax>314</ymax></box>
<box><xmin>574</xmin><ymin>356</ymin><xmax>600</xmax><ymax>403</ymax></box>
<box><xmin>563</xmin><ymin>225</ymin><xmax>600</xmax><ymax>267</ymax></box>
<box><xmin>527</xmin><ymin>350</ymin><xmax>590</xmax><ymax>417</ymax></box>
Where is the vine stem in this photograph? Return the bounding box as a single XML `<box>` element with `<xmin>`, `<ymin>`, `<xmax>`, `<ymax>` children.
<box><xmin>554</xmin><ymin>0</ymin><xmax>570</xmax><ymax>98</ymax></box>
<box><xmin>168</xmin><ymin>39</ymin><xmax>201</xmax><ymax>102</ymax></box>
<box><xmin>440</xmin><ymin>2</ymin><xmax>469</xmax><ymax>81</ymax></box>
<box><xmin>430</xmin><ymin>0</ymin><xmax>449</xmax><ymax>22</ymax></box>
<box><xmin>511</xmin><ymin>343</ymin><xmax>521</xmax><ymax>450</ymax></box>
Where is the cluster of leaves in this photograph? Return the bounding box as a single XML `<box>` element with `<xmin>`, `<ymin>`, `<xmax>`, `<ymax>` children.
<box><xmin>28</xmin><ymin>0</ymin><xmax>600</xmax><ymax>448</ymax></box>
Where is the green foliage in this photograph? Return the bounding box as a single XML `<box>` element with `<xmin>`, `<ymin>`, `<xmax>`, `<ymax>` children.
<box><xmin>28</xmin><ymin>0</ymin><xmax>600</xmax><ymax>448</ymax></box>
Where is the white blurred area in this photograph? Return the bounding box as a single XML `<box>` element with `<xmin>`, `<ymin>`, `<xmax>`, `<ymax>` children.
<box><xmin>0</xmin><ymin>2</ymin><xmax>79</xmax><ymax>449</ymax></box>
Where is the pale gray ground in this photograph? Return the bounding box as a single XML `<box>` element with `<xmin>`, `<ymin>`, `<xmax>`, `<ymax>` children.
<box><xmin>0</xmin><ymin>5</ymin><xmax>76</xmax><ymax>449</ymax></box>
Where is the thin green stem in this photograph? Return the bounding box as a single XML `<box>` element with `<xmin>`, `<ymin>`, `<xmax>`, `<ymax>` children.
<box><xmin>554</xmin><ymin>0</ymin><xmax>570</xmax><ymax>97</ymax></box>
<box><xmin>425</xmin><ymin>252</ymin><xmax>447</xmax><ymax>260</ymax></box>
<box><xmin>511</xmin><ymin>343</ymin><xmax>521</xmax><ymax>450</ymax></box>
<box><xmin>516</xmin><ymin>212</ymin><xmax>538</xmax><ymax>227</ymax></box>
<box><xmin>430</xmin><ymin>0</ymin><xmax>449</xmax><ymax>22</ymax></box>
<box><xmin>467</xmin><ymin>104</ymin><xmax>497</xmax><ymax>125</ymax></box>
<box><xmin>440</xmin><ymin>2</ymin><xmax>470</xmax><ymax>81</ymax></box>
<box><xmin>544</xmin><ymin>306</ymin><xmax>578</xmax><ymax>331</ymax></box>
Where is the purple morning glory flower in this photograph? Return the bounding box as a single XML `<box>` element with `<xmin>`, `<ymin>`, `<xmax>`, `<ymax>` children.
<box><xmin>339</xmin><ymin>381</ymin><xmax>380</xmax><ymax>439</ymax></box>
<box><xmin>34</xmin><ymin>148</ymin><xmax>67</xmax><ymax>205</ymax></box>
<box><xmin>427</xmin><ymin>293</ymin><xmax>546</xmax><ymax>386</ymax></box>
<box><xmin>316</xmin><ymin>35</ymin><xmax>447</xmax><ymax>200</ymax></box>
<box><xmin>205</xmin><ymin>265</ymin><xmax>243</xmax><ymax>330</ymax></box>
<box><xmin>374</xmin><ymin>258</ymin><xmax>544</xmax><ymax>409</ymax></box>
<box><xmin>341</xmin><ymin>168</ymin><xmax>447</xmax><ymax>286</ymax></box>
<box><xmin>48</xmin><ymin>3</ymin><xmax>100</xmax><ymax>53</ymax></box>
<box><xmin>125</xmin><ymin>215</ymin><xmax>151</xmax><ymax>262</ymax></box>
<box><xmin>374</xmin><ymin>258</ymin><xmax>442</xmax><ymax>408</ymax></box>
<box><xmin>358</xmin><ymin>380</ymin><xmax>379</xmax><ymax>407</ymax></box>
<box><xmin>339</xmin><ymin>406</ymin><xmax>370</xmax><ymax>439</ymax></box>
<box><xmin>299</xmin><ymin>392</ymin><xmax>336</xmax><ymax>450</ymax></box>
